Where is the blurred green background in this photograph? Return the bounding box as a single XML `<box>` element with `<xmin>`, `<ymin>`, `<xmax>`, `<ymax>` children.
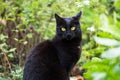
<box><xmin>0</xmin><ymin>0</ymin><xmax>120</xmax><ymax>80</ymax></box>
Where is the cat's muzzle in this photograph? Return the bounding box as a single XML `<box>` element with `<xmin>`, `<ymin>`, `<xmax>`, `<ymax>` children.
<box><xmin>66</xmin><ymin>33</ymin><xmax>72</xmax><ymax>40</ymax></box>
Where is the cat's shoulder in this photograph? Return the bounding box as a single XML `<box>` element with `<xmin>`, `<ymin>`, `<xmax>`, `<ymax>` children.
<box><xmin>34</xmin><ymin>40</ymin><xmax>53</xmax><ymax>50</ymax></box>
<box><xmin>28</xmin><ymin>40</ymin><xmax>53</xmax><ymax>57</ymax></box>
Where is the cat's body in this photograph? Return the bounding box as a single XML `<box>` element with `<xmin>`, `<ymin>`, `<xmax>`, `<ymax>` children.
<box><xmin>23</xmin><ymin>11</ymin><xmax>82</xmax><ymax>80</ymax></box>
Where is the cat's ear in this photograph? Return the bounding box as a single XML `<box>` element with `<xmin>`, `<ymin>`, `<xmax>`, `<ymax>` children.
<box><xmin>73</xmin><ymin>11</ymin><xmax>82</xmax><ymax>20</ymax></box>
<box><xmin>55</xmin><ymin>14</ymin><xmax>63</xmax><ymax>25</ymax></box>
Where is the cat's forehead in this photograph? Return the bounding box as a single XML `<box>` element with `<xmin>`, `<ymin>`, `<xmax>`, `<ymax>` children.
<box><xmin>63</xmin><ymin>17</ymin><xmax>74</xmax><ymax>25</ymax></box>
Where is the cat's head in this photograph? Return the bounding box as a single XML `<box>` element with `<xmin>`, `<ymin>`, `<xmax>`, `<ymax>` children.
<box><xmin>55</xmin><ymin>11</ymin><xmax>82</xmax><ymax>40</ymax></box>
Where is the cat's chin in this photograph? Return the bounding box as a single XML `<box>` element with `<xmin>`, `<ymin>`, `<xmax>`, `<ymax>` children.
<box><xmin>66</xmin><ymin>38</ymin><xmax>72</xmax><ymax>41</ymax></box>
<box><xmin>62</xmin><ymin>38</ymin><xmax>73</xmax><ymax>41</ymax></box>
<box><xmin>62</xmin><ymin>36</ymin><xmax>73</xmax><ymax>41</ymax></box>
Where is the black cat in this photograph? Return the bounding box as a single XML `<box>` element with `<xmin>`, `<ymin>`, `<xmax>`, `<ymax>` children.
<box><xmin>23</xmin><ymin>11</ymin><xmax>82</xmax><ymax>80</ymax></box>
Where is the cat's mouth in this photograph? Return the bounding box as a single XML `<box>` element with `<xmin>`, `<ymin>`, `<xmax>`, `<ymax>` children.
<box><xmin>66</xmin><ymin>36</ymin><xmax>72</xmax><ymax>40</ymax></box>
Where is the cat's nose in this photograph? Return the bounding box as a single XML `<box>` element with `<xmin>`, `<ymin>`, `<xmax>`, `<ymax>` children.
<box><xmin>66</xmin><ymin>33</ymin><xmax>72</xmax><ymax>40</ymax></box>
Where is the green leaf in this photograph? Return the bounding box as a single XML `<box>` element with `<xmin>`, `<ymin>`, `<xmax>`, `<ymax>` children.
<box><xmin>99</xmin><ymin>14</ymin><xmax>120</xmax><ymax>39</ymax></box>
<box><xmin>0</xmin><ymin>34</ymin><xmax>8</xmax><ymax>41</ymax></box>
<box><xmin>92</xmin><ymin>72</ymin><xmax>106</xmax><ymax>80</ymax></box>
<box><xmin>114</xmin><ymin>0</ymin><xmax>120</xmax><ymax>9</ymax></box>
<box><xmin>94</xmin><ymin>36</ymin><xmax>120</xmax><ymax>46</ymax></box>
<box><xmin>9</xmin><ymin>48</ymin><xmax>16</xmax><ymax>52</ymax></box>
<box><xmin>8</xmin><ymin>54</ymin><xmax>14</xmax><ymax>58</ymax></box>
<box><xmin>101</xmin><ymin>47</ymin><xmax>120</xmax><ymax>59</ymax></box>
<box><xmin>0</xmin><ymin>77</ymin><xmax>5</xmax><ymax>80</ymax></box>
<box><xmin>91</xmin><ymin>57</ymin><xmax>102</xmax><ymax>62</ymax></box>
<box><xmin>26</xmin><ymin>33</ymin><xmax>33</xmax><ymax>38</ymax></box>
<box><xmin>114</xmin><ymin>63</ymin><xmax>120</xmax><ymax>73</ymax></box>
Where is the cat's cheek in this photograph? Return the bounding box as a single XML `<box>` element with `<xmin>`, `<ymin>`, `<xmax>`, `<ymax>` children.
<box><xmin>62</xmin><ymin>35</ymin><xmax>66</xmax><ymax>40</ymax></box>
<box><xmin>71</xmin><ymin>33</ymin><xmax>75</xmax><ymax>39</ymax></box>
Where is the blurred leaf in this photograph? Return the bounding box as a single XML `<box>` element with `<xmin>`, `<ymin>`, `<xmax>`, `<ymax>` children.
<box><xmin>101</xmin><ymin>47</ymin><xmax>120</xmax><ymax>59</ymax></box>
<box><xmin>114</xmin><ymin>0</ymin><xmax>120</xmax><ymax>9</ymax></box>
<box><xmin>114</xmin><ymin>63</ymin><xmax>120</xmax><ymax>73</ymax></box>
<box><xmin>26</xmin><ymin>33</ymin><xmax>33</xmax><ymax>38</ymax></box>
<box><xmin>0</xmin><ymin>34</ymin><xmax>8</xmax><ymax>41</ymax></box>
<box><xmin>8</xmin><ymin>54</ymin><xmax>14</xmax><ymax>58</ymax></box>
<box><xmin>100</xmin><ymin>14</ymin><xmax>120</xmax><ymax>39</ymax></box>
<box><xmin>94</xmin><ymin>36</ymin><xmax>120</xmax><ymax>46</ymax></box>
<box><xmin>14</xmin><ymin>38</ymin><xmax>18</xmax><ymax>41</ymax></box>
<box><xmin>9</xmin><ymin>48</ymin><xmax>16</xmax><ymax>52</ymax></box>
<box><xmin>92</xmin><ymin>72</ymin><xmax>106</xmax><ymax>80</ymax></box>
<box><xmin>0</xmin><ymin>77</ymin><xmax>5</xmax><ymax>80</ymax></box>
<box><xmin>91</xmin><ymin>57</ymin><xmax>102</xmax><ymax>62</ymax></box>
<box><xmin>23</xmin><ymin>41</ymin><xmax>28</xmax><ymax>45</ymax></box>
<box><xmin>0</xmin><ymin>43</ymin><xmax>7</xmax><ymax>48</ymax></box>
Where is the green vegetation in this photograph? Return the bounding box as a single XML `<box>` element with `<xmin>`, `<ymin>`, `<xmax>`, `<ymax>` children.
<box><xmin>0</xmin><ymin>0</ymin><xmax>120</xmax><ymax>80</ymax></box>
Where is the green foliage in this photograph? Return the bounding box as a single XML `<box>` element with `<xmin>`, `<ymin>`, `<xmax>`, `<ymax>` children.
<box><xmin>83</xmin><ymin>56</ymin><xmax>120</xmax><ymax>80</ymax></box>
<box><xmin>9</xmin><ymin>67</ymin><xmax>23</xmax><ymax>80</ymax></box>
<box><xmin>0</xmin><ymin>67</ymin><xmax>23</xmax><ymax>80</ymax></box>
<box><xmin>81</xmin><ymin>0</ymin><xmax>120</xmax><ymax>79</ymax></box>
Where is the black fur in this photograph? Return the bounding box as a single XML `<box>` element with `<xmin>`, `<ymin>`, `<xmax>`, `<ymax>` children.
<box><xmin>23</xmin><ymin>11</ymin><xmax>82</xmax><ymax>80</ymax></box>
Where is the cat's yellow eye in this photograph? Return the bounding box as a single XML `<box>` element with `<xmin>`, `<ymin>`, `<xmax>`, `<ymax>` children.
<box><xmin>61</xmin><ymin>27</ymin><xmax>66</xmax><ymax>31</ymax></box>
<box><xmin>71</xmin><ymin>26</ymin><xmax>76</xmax><ymax>31</ymax></box>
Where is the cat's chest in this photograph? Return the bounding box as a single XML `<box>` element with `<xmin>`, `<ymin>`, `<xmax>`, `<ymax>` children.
<box><xmin>56</xmin><ymin>45</ymin><xmax>80</xmax><ymax>72</ymax></box>
<box><xmin>57</xmin><ymin>44</ymin><xmax>81</xmax><ymax>60</ymax></box>
<box><xmin>61</xmin><ymin>45</ymin><xmax>80</xmax><ymax>54</ymax></box>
